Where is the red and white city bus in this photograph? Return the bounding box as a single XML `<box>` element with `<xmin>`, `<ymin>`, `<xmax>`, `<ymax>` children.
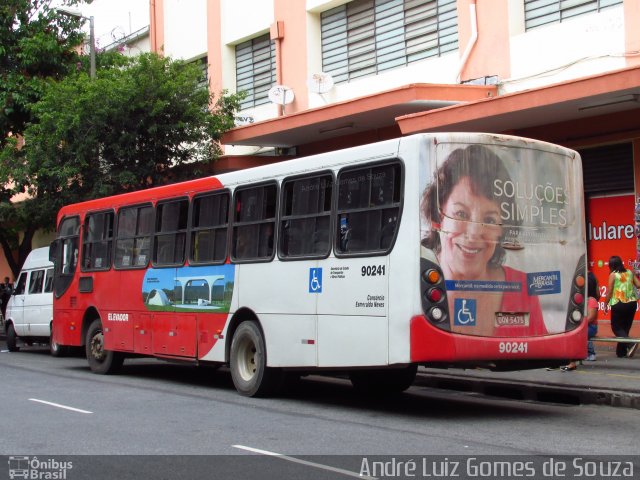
<box><xmin>50</xmin><ymin>133</ymin><xmax>587</xmax><ymax>396</ymax></box>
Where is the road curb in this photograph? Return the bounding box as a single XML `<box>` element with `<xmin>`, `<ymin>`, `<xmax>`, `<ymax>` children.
<box><xmin>415</xmin><ymin>371</ymin><xmax>640</xmax><ymax>410</ymax></box>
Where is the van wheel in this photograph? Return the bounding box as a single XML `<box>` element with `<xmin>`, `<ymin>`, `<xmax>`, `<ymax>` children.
<box><xmin>49</xmin><ymin>327</ymin><xmax>68</xmax><ymax>357</ymax></box>
<box><xmin>230</xmin><ymin>321</ymin><xmax>282</xmax><ymax>397</ymax></box>
<box><xmin>349</xmin><ymin>365</ymin><xmax>417</xmax><ymax>394</ymax></box>
<box><xmin>6</xmin><ymin>323</ymin><xmax>19</xmax><ymax>352</ymax></box>
<box><xmin>85</xmin><ymin>319</ymin><xmax>123</xmax><ymax>374</ymax></box>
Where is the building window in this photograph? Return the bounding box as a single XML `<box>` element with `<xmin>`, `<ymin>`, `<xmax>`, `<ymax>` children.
<box><xmin>321</xmin><ymin>0</ymin><xmax>458</xmax><ymax>84</ymax></box>
<box><xmin>525</xmin><ymin>0</ymin><xmax>623</xmax><ymax>30</ymax></box>
<box><xmin>236</xmin><ymin>34</ymin><xmax>276</xmax><ymax>110</ymax></box>
<box><xmin>195</xmin><ymin>55</ymin><xmax>208</xmax><ymax>90</ymax></box>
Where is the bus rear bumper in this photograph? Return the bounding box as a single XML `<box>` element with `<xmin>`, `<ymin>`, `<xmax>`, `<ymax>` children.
<box><xmin>410</xmin><ymin>315</ymin><xmax>587</xmax><ymax>368</ymax></box>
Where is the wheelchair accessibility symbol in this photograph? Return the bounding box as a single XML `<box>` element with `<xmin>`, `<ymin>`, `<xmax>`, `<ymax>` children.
<box><xmin>309</xmin><ymin>268</ymin><xmax>322</xmax><ymax>293</ymax></box>
<box><xmin>454</xmin><ymin>298</ymin><xmax>476</xmax><ymax>326</ymax></box>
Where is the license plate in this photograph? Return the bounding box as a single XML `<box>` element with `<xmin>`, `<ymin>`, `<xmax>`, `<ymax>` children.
<box><xmin>495</xmin><ymin>312</ymin><xmax>529</xmax><ymax>327</ymax></box>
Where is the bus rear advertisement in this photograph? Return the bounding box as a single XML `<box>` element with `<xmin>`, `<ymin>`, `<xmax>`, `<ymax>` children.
<box><xmin>49</xmin><ymin>133</ymin><xmax>587</xmax><ymax>396</ymax></box>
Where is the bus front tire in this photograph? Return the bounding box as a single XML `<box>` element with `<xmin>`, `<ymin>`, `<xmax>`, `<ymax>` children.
<box><xmin>6</xmin><ymin>323</ymin><xmax>19</xmax><ymax>352</ymax></box>
<box><xmin>230</xmin><ymin>321</ymin><xmax>282</xmax><ymax>397</ymax></box>
<box><xmin>86</xmin><ymin>319</ymin><xmax>123</xmax><ymax>374</ymax></box>
<box><xmin>349</xmin><ymin>365</ymin><xmax>417</xmax><ymax>395</ymax></box>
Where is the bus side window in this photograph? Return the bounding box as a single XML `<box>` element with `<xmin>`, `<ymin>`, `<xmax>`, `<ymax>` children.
<box><xmin>115</xmin><ymin>204</ymin><xmax>153</xmax><ymax>269</ymax></box>
<box><xmin>82</xmin><ymin>210</ymin><xmax>114</xmax><ymax>271</ymax></box>
<box><xmin>232</xmin><ymin>183</ymin><xmax>277</xmax><ymax>262</ymax></box>
<box><xmin>279</xmin><ymin>173</ymin><xmax>332</xmax><ymax>259</ymax></box>
<box><xmin>335</xmin><ymin>162</ymin><xmax>402</xmax><ymax>255</ymax></box>
<box><xmin>153</xmin><ymin>198</ymin><xmax>189</xmax><ymax>266</ymax></box>
<box><xmin>190</xmin><ymin>191</ymin><xmax>229</xmax><ymax>264</ymax></box>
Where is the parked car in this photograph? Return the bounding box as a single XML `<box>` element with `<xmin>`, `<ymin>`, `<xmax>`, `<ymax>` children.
<box><xmin>4</xmin><ymin>247</ymin><xmax>64</xmax><ymax>356</ymax></box>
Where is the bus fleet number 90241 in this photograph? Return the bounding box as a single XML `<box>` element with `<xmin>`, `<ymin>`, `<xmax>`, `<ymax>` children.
<box><xmin>499</xmin><ymin>342</ymin><xmax>528</xmax><ymax>354</ymax></box>
<box><xmin>361</xmin><ymin>265</ymin><xmax>385</xmax><ymax>277</ymax></box>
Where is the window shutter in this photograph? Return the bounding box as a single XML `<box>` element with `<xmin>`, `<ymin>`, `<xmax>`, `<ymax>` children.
<box><xmin>525</xmin><ymin>0</ymin><xmax>622</xmax><ymax>31</ymax></box>
<box><xmin>581</xmin><ymin>143</ymin><xmax>633</xmax><ymax>195</ymax></box>
<box><xmin>236</xmin><ymin>34</ymin><xmax>276</xmax><ymax>110</ymax></box>
<box><xmin>321</xmin><ymin>0</ymin><xmax>458</xmax><ymax>84</ymax></box>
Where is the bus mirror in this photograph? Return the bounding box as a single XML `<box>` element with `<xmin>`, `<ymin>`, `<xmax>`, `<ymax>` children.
<box><xmin>49</xmin><ymin>240</ymin><xmax>59</xmax><ymax>263</ymax></box>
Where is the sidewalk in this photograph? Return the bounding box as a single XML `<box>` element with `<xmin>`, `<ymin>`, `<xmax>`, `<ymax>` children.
<box><xmin>416</xmin><ymin>347</ymin><xmax>640</xmax><ymax>409</ymax></box>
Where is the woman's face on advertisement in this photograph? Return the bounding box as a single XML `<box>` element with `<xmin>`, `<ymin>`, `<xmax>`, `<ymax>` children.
<box><xmin>439</xmin><ymin>176</ymin><xmax>503</xmax><ymax>279</ymax></box>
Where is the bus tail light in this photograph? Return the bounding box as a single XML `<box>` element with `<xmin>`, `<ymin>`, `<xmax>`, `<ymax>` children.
<box><xmin>426</xmin><ymin>288</ymin><xmax>444</xmax><ymax>303</ymax></box>
<box><xmin>421</xmin><ymin>258</ymin><xmax>450</xmax><ymax>329</ymax></box>
<box><xmin>429</xmin><ymin>307</ymin><xmax>445</xmax><ymax>322</ymax></box>
<box><xmin>569</xmin><ymin>309</ymin><xmax>582</xmax><ymax>324</ymax></box>
<box><xmin>423</xmin><ymin>269</ymin><xmax>440</xmax><ymax>284</ymax></box>
<box><xmin>564</xmin><ymin>254</ymin><xmax>586</xmax><ymax>330</ymax></box>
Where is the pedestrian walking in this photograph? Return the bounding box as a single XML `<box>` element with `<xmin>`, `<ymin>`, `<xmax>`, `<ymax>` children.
<box><xmin>604</xmin><ymin>256</ymin><xmax>640</xmax><ymax>358</ymax></box>
<box><xmin>0</xmin><ymin>276</ymin><xmax>13</xmax><ymax>319</ymax></box>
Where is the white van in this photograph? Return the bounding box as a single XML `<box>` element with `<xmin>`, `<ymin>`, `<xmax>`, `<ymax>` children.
<box><xmin>4</xmin><ymin>247</ymin><xmax>61</xmax><ymax>355</ymax></box>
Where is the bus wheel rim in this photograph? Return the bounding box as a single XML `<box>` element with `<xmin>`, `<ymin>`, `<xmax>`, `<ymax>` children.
<box><xmin>90</xmin><ymin>330</ymin><xmax>105</xmax><ymax>361</ymax></box>
<box><xmin>237</xmin><ymin>336</ymin><xmax>257</xmax><ymax>382</ymax></box>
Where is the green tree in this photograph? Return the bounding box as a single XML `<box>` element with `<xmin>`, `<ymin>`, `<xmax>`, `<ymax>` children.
<box><xmin>1</xmin><ymin>51</ymin><xmax>241</xmax><ymax>277</ymax></box>
<box><xmin>0</xmin><ymin>0</ymin><xmax>88</xmax><ymax>276</ymax></box>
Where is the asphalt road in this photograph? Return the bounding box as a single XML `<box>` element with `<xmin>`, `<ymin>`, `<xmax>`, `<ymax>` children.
<box><xmin>1</xmin><ymin>345</ymin><xmax>638</xmax><ymax>479</ymax></box>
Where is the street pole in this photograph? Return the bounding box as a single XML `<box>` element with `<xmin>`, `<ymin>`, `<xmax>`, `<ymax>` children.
<box><xmin>56</xmin><ymin>8</ymin><xmax>95</xmax><ymax>79</ymax></box>
<box><xmin>89</xmin><ymin>16</ymin><xmax>95</xmax><ymax>79</ymax></box>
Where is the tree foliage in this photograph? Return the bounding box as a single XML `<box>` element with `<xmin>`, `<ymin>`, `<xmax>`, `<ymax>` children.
<box><xmin>0</xmin><ymin>3</ymin><xmax>242</xmax><ymax>277</ymax></box>
<box><xmin>25</xmin><ymin>53</ymin><xmax>241</xmax><ymax>206</ymax></box>
<box><xmin>0</xmin><ymin>0</ymin><xmax>86</xmax><ymax>145</ymax></box>
<box><xmin>0</xmin><ymin>0</ymin><xmax>87</xmax><ymax>275</ymax></box>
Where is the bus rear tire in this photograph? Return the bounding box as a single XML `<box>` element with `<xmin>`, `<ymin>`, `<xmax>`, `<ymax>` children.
<box><xmin>86</xmin><ymin>319</ymin><xmax>123</xmax><ymax>374</ymax></box>
<box><xmin>349</xmin><ymin>365</ymin><xmax>417</xmax><ymax>394</ymax></box>
<box><xmin>230</xmin><ymin>321</ymin><xmax>282</xmax><ymax>397</ymax></box>
<box><xmin>6</xmin><ymin>323</ymin><xmax>19</xmax><ymax>352</ymax></box>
